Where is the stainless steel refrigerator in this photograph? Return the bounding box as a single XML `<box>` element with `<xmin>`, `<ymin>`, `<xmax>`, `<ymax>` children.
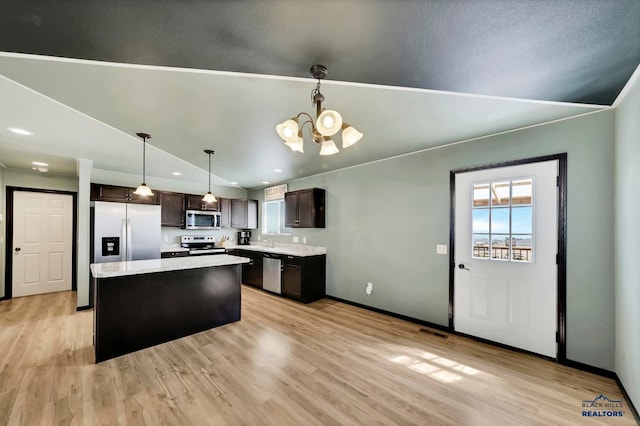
<box><xmin>91</xmin><ymin>201</ymin><xmax>161</xmax><ymax>263</ymax></box>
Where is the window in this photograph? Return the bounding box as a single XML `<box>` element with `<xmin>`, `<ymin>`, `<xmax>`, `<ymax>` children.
<box><xmin>472</xmin><ymin>178</ymin><xmax>533</xmax><ymax>262</ymax></box>
<box><xmin>263</xmin><ymin>199</ymin><xmax>290</xmax><ymax>235</ymax></box>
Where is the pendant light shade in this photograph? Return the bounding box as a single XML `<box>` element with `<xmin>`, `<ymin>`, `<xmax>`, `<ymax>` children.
<box><xmin>319</xmin><ymin>137</ymin><xmax>339</xmax><ymax>156</ymax></box>
<box><xmin>285</xmin><ymin>130</ymin><xmax>304</xmax><ymax>153</ymax></box>
<box><xmin>316</xmin><ymin>109</ymin><xmax>343</xmax><ymax>136</ymax></box>
<box><xmin>276</xmin><ymin>119</ymin><xmax>299</xmax><ymax>143</ymax></box>
<box><xmin>341</xmin><ymin>123</ymin><xmax>363</xmax><ymax>148</ymax></box>
<box><xmin>133</xmin><ymin>132</ymin><xmax>153</xmax><ymax>196</ymax></box>
<box><xmin>203</xmin><ymin>149</ymin><xmax>217</xmax><ymax>203</ymax></box>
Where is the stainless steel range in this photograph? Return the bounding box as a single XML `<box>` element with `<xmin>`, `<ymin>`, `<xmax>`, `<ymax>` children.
<box><xmin>180</xmin><ymin>235</ymin><xmax>226</xmax><ymax>256</ymax></box>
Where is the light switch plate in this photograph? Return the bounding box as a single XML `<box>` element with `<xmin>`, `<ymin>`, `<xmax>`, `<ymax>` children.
<box><xmin>292</xmin><ymin>236</ymin><xmax>299</xmax><ymax>243</ymax></box>
<box><xmin>303</xmin><ymin>237</ymin><xmax>307</xmax><ymax>244</ymax></box>
<box><xmin>436</xmin><ymin>244</ymin><xmax>448</xmax><ymax>255</ymax></box>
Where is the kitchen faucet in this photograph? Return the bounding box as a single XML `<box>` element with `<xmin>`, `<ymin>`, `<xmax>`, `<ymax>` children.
<box><xmin>263</xmin><ymin>239</ymin><xmax>276</xmax><ymax>248</ymax></box>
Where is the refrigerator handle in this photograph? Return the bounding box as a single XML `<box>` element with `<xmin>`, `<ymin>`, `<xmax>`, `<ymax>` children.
<box><xmin>126</xmin><ymin>219</ymin><xmax>132</xmax><ymax>261</ymax></box>
<box><xmin>120</xmin><ymin>218</ymin><xmax>127</xmax><ymax>261</ymax></box>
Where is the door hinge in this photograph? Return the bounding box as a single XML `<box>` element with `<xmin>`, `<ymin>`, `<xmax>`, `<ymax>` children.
<box><xmin>556</xmin><ymin>331</ymin><xmax>559</xmax><ymax>342</ymax></box>
<box><xmin>557</xmin><ymin>176</ymin><xmax>560</xmax><ymax>187</ymax></box>
<box><xmin>556</xmin><ymin>254</ymin><xmax>559</xmax><ymax>264</ymax></box>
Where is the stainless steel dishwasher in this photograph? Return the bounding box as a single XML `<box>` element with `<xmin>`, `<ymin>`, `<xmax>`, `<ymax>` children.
<box><xmin>262</xmin><ymin>253</ymin><xmax>282</xmax><ymax>294</ymax></box>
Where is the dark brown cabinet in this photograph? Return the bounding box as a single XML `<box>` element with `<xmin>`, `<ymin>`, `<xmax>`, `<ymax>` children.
<box><xmin>284</xmin><ymin>188</ymin><xmax>325</xmax><ymax>228</ymax></box>
<box><xmin>219</xmin><ymin>198</ymin><xmax>232</xmax><ymax>228</ymax></box>
<box><xmin>90</xmin><ymin>183</ymin><xmax>159</xmax><ymax>205</ymax></box>
<box><xmin>160</xmin><ymin>250</ymin><xmax>189</xmax><ymax>258</ymax></box>
<box><xmin>159</xmin><ymin>191</ymin><xmax>185</xmax><ymax>227</ymax></box>
<box><xmin>185</xmin><ymin>194</ymin><xmax>218</xmax><ymax>211</ymax></box>
<box><xmin>281</xmin><ymin>254</ymin><xmax>326</xmax><ymax>303</ymax></box>
<box><xmin>231</xmin><ymin>199</ymin><xmax>258</xmax><ymax>229</ymax></box>
<box><xmin>232</xmin><ymin>249</ymin><xmax>263</xmax><ymax>288</ymax></box>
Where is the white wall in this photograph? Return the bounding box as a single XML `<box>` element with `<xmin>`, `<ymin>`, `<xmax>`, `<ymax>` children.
<box><xmin>614</xmin><ymin>70</ymin><xmax>640</xmax><ymax>410</ymax></box>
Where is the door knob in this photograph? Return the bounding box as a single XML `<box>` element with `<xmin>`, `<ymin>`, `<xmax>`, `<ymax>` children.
<box><xmin>14</xmin><ymin>247</ymin><xmax>21</xmax><ymax>252</ymax></box>
<box><xmin>458</xmin><ymin>263</ymin><xmax>470</xmax><ymax>270</ymax></box>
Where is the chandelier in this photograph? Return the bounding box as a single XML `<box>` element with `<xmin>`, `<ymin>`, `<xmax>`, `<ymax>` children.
<box><xmin>276</xmin><ymin>64</ymin><xmax>363</xmax><ymax>155</ymax></box>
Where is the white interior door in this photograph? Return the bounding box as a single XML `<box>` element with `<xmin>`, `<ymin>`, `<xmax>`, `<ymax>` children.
<box><xmin>454</xmin><ymin>161</ymin><xmax>558</xmax><ymax>358</ymax></box>
<box><xmin>12</xmin><ymin>191</ymin><xmax>73</xmax><ymax>297</ymax></box>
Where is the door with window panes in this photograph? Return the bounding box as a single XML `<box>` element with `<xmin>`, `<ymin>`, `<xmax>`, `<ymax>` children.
<box><xmin>454</xmin><ymin>160</ymin><xmax>558</xmax><ymax>358</ymax></box>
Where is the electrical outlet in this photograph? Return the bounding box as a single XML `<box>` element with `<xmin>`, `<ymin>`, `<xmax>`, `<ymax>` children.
<box><xmin>366</xmin><ymin>282</ymin><xmax>373</xmax><ymax>295</ymax></box>
<box><xmin>436</xmin><ymin>244</ymin><xmax>448</xmax><ymax>255</ymax></box>
<box><xmin>292</xmin><ymin>236</ymin><xmax>299</xmax><ymax>243</ymax></box>
<box><xmin>163</xmin><ymin>236</ymin><xmax>169</xmax><ymax>243</ymax></box>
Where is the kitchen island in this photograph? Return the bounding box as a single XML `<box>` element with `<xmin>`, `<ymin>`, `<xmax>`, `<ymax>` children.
<box><xmin>90</xmin><ymin>254</ymin><xmax>249</xmax><ymax>363</ymax></box>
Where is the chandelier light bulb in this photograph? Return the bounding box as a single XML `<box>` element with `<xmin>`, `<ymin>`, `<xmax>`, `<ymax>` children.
<box><xmin>276</xmin><ymin>119</ymin><xmax>299</xmax><ymax>143</ymax></box>
<box><xmin>317</xmin><ymin>109</ymin><xmax>343</xmax><ymax>136</ymax></box>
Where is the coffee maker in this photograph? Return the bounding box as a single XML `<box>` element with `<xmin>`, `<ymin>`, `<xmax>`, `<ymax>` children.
<box><xmin>237</xmin><ymin>230</ymin><xmax>251</xmax><ymax>245</ymax></box>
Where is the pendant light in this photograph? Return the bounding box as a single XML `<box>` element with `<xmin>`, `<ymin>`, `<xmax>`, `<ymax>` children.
<box><xmin>133</xmin><ymin>132</ymin><xmax>153</xmax><ymax>196</ymax></box>
<box><xmin>203</xmin><ymin>149</ymin><xmax>217</xmax><ymax>203</ymax></box>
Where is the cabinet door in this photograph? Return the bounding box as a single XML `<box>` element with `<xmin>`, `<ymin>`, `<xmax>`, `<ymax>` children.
<box><xmin>297</xmin><ymin>189</ymin><xmax>316</xmax><ymax>228</ymax></box>
<box><xmin>91</xmin><ymin>184</ymin><xmax>130</xmax><ymax>202</ymax></box>
<box><xmin>185</xmin><ymin>194</ymin><xmax>218</xmax><ymax>211</ymax></box>
<box><xmin>219</xmin><ymin>198</ymin><xmax>231</xmax><ymax>228</ymax></box>
<box><xmin>284</xmin><ymin>192</ymin><xmax>299</xmax><ymax>228</ymax></box>
<box><xmin>129</xmin><ymin>189</ymin><xmax>160</xmax><ymax>205</ymax></box>
<box><xmin>282</xmin><ymin>263</ymin><xmax>303</xmax><ymax>299</ymax></box>
<box><xmin>160</xmin><ymin>192</ymin><xmax>184</xmax><ymax>227</ymax></box>
<box><xmin>231</xmin><ymin>199</ymin><xmax>247</xmax><ymax>228</ymax></box>
<box><xmin>245</xmin><ymin>253</ymin><xmax>263</xmax><ymax>288</ymax></box>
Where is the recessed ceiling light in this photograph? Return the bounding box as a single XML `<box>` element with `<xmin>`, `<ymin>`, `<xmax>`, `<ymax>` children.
<box><xmin>8</xmin><ymin>128</ymin><xmax>32</xmax><ymax>135</ymax></box>
<box><xmin>230</xmin><ymin>181</ymin><xmax>238</xmax><ymax>185</ymax></box>
<box><xmin>274</xmin><ymin>169</ymin><xmax>282</xmax><ymax>173</ymax></box>
<box><xmin>262</xmin><ymin>181</ymin><xmax>270</xmax><ymax>185</ymax></box>
<box><xmin>32</xmin><ymin>161</ymin><xmax>49</xmax><ymax>166</ymax></box>
<box><xmin>172</xmin><ymin>172</ymin><xmax>182</xmax><ymax>176</ymax></box>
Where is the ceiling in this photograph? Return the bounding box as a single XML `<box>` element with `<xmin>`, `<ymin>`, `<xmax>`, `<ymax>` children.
<box><xmin>0</xmin><ymin>1</ymin><xmax>638</xmax><ymax>189</ymax></box>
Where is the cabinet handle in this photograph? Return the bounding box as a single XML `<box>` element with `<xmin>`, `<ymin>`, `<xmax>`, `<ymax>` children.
<box><xmin>99</xmin><ymin>187</ymin><xmax>103</xmax><ymax>198</ymax></box>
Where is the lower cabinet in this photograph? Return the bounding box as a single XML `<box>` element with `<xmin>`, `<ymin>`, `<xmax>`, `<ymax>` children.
<box><xmin>281</xmin><ymin>254</ymin><xmax>326</xmax><ymax>303</ymax></box>
<box><xmin>232</xmin><ymin>249</ymin><xmax>263</xmax><ymax>288</ymax></box>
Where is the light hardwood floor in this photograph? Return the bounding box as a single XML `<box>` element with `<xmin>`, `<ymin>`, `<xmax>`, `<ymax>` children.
<box><xmin>0</xmin><ymin>286</ymin><xmax>634</xmax><ymax>425</ymax></box>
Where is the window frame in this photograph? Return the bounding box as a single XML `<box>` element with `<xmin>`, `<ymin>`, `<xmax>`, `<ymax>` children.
<box><xmin>262</xmin><ymin>199</ymin><xmax>291</xmax><ymax>236</ymax></box>
<box><xmin>470</xmin><ymin>176</ymin><xmax>535</xmax><ymax>263</ymax></box>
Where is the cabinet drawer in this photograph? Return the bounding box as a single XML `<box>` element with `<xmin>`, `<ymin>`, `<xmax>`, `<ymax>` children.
<box><xmin>282</xmin><ymin>255</ymin><xmax>302</xmax><ymax>266</ymax></box>
<box><xmin>161</xmin><ymin>251</ymin><xmax>189</xmax><ymax>258</ymax></box>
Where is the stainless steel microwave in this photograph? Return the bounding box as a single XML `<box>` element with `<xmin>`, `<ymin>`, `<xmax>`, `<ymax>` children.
<box><xmin>185</xmin><ymin>210</ymin><xmax>221</xmax><ymax>230</ymax></box>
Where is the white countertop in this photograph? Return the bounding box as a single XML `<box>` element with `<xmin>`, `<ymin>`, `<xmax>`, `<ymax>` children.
<box><xmin>225</xmin><ymin>243</ymin><xmax>326</xmax><ymax>257</ymax></box>
<box><xmin>90</xmin><ymin>254</ymin><xmax>250</xmax><ymax>278</ymax></box>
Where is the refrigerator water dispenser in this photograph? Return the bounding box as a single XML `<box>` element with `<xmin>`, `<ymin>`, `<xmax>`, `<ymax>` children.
<box><xmin>102</xmin><ymin>237</ymin><xmax>120</xmax><ymax>256</ymax></box>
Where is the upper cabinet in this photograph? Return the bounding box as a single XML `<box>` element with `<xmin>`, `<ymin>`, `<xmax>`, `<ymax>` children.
<box><xmin>185</xmin><ymin>194</ymin><xmax>218</xmax><ymax>211</ymax></box>
<box><xmin>284</xmin><ymin>188</ymin><xmax>325</xmax><ymax>228</ymax></box>
<box><xmin>219</xmin><ymin>197</ymin><xmax>232</xmax><ymax>228</ymax></box>
<box><xmin>159</xmin><ymin>191</ymin><xmax>185</xmax><ymax>227</ymax></box>
<box><xmin>90</xmin><ymin>183</ymin><xmax>159</xmax><ymax>205</ymax></box>
<box><xmin>231</xmin><ymin>199</ymin><xmax>258</xmax><ymax>229</ymax></box>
